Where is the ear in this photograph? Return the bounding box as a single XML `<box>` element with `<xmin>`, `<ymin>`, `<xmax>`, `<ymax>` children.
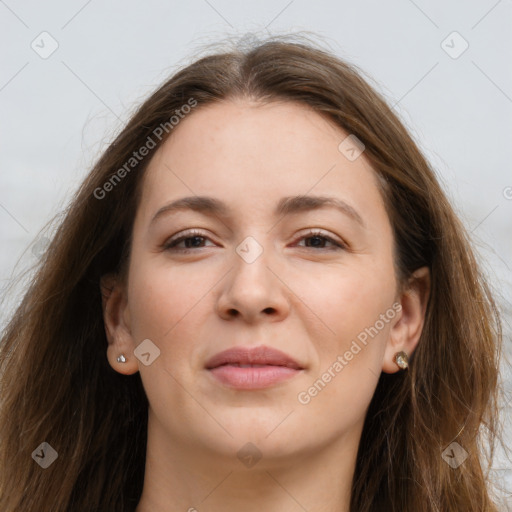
<box><xmin>100</xmin><ymin>273</ymin><xmax>139</xmax><ymax>375</ymax></box>
<box><xmin>382</xmin><ymin>266</ymin><xmax>430</xmax><ymax>374</ymax></box>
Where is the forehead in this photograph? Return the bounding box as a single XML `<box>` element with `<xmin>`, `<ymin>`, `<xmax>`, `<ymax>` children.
<box><xmin>137</xmin><ymin>99</ymin><xmax>387</xmax><ymax>225</ymax></box>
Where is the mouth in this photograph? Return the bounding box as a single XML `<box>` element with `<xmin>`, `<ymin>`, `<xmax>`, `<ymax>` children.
<box><xmin>205</xmin><ymin>345</ymin><xmax>304</xmax><ymax>390</ymax></box>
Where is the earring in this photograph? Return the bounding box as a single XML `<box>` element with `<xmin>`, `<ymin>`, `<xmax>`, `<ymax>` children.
<box><xmin>394</xmin><ymin>351</ymin><xmax>409</xmax><ymax>370</ymax></box>
<box><xmin>117</xmin><ymin>354</ymin><xmax>127</xmax><ymax>363</ymax></box>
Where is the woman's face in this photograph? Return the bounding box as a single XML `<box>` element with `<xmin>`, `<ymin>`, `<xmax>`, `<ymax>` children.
<box><xmin>106</xmin><ymin>99</ymin><xmax>423</xmax><ymax>464</ymax></box>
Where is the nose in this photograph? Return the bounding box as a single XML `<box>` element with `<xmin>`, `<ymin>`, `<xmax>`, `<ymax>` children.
<box><xmin>215</xmin><ymin>239</ymin><xmax>290</xmax><ymax>324</ymax></box>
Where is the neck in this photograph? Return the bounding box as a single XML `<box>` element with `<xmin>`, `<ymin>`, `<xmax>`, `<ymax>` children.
<box><xmin>135</xmin><ymin>411</ymin><xmax>361</xmax><ymax>512</ymax></box>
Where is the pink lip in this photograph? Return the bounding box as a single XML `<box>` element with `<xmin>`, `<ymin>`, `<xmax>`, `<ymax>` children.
<box><xmin>205</xmin><ymin>345</ymin><xmax>304</xmax><ymax>390</ymax></box>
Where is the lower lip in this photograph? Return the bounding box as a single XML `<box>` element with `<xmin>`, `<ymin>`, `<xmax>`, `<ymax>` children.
<box><xmin>208</xmin><ymin>365</ymin><xmax>302</xmax><ymax>389</ymax></box>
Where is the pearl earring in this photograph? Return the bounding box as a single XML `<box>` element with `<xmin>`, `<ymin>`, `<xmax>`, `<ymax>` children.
<box><xmin>117</xmin><ymin>354</ymin><xmax>127</xmax><ymax>363</ymax></box>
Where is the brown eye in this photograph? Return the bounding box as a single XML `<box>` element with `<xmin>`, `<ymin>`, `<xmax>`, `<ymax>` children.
<box><xmin>295</xmin><ymin>230</ymin><xmax>346</xmax><ymax>251</ymax></box>
<box><xmin>162</xmin><ymin>229</ymin><xmax>346</xmax><ymax>253</ymax></box>
<box><xmin>163</xmin><ymin>230</ymin><xmax>214</xmax><ymax>252</ymax></box>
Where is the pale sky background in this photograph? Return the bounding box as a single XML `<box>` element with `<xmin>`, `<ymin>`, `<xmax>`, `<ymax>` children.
<box><xmin>1</xmin><ymin>0</ymin><xmax>511</xmax><ymax>505</ymax></box>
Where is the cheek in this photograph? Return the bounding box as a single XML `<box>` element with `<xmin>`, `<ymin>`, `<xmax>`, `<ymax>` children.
<box><xmin>126</xmin><ymin>256</ymin><xmax>210</xmax><ymax>351</ymax></box>
<box><xmin>294</xmin><ymin>256</ymin><xmax>396</xmax><ymax>343</ymax></box>
<box><xmin>295</xmin><ymin>268</ymin><xmax>394</xmax><ymax>430</ymax></box>
<box><xmin>125</xmin><ymin>259</ymin><xmax>212</xmax><ymax>416</ymax></box>
<box><xmin>291</xmin><ymin>259</ymin><xmax>396</xmax><ymax>419</ymax></box>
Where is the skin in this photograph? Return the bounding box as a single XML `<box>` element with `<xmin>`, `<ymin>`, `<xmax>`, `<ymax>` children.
<box><xmin>101</xmin><ymin>99</ymin><xmax>430</xmax><ymax>512</ymax></box>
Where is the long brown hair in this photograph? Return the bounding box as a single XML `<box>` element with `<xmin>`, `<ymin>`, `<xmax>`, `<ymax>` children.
<box><xmin>0</xmin><ymin>34</ymin><xmax>504</xmax><ymax>511</ymax></box>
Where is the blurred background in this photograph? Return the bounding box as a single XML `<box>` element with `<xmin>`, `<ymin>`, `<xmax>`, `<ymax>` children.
<box><xmin>1</xmin><ymin>0</ymin><xmax>511</xmax><ymax>506</ymax></box>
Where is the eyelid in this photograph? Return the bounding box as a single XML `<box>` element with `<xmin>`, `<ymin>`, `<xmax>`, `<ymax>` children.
<box><xmin>162</xmin><ymin>228</ymin><xmax>347</xmax><ymax>251</ymax></box>
<box><xmin>293</xmin><ymin>228</ymin><xmax>347</xmax><ymax>251</ymax></box>
<box><xmin>162</xmin><ymin>229</ymin><xmax>214</xmax><ymax>249</ymax></box>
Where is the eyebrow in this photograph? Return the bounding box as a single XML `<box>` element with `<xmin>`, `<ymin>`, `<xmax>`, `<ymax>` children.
<box><xmin>150</xmin><ymin>195</ymin><xmax>365</xmax><ymax>228</ymax></box>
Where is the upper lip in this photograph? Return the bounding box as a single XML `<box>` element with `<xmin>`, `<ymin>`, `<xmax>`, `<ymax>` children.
<box><xmin>205</xmin><ymin>345</ymin><xmax>303</xmax><ymax>370</ymax></box>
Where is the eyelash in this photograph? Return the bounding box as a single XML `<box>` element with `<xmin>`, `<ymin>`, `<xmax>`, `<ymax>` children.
<box><xmin>163</xmin><ymin>229</ymin><xmax>346</xmax><ymax>253</ymax></box>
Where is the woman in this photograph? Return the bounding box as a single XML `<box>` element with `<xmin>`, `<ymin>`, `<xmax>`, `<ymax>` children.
<box><xmin>0</xmin><ymin>35</ymin><xmax>504</xmax><ymax>511</ymax></box>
